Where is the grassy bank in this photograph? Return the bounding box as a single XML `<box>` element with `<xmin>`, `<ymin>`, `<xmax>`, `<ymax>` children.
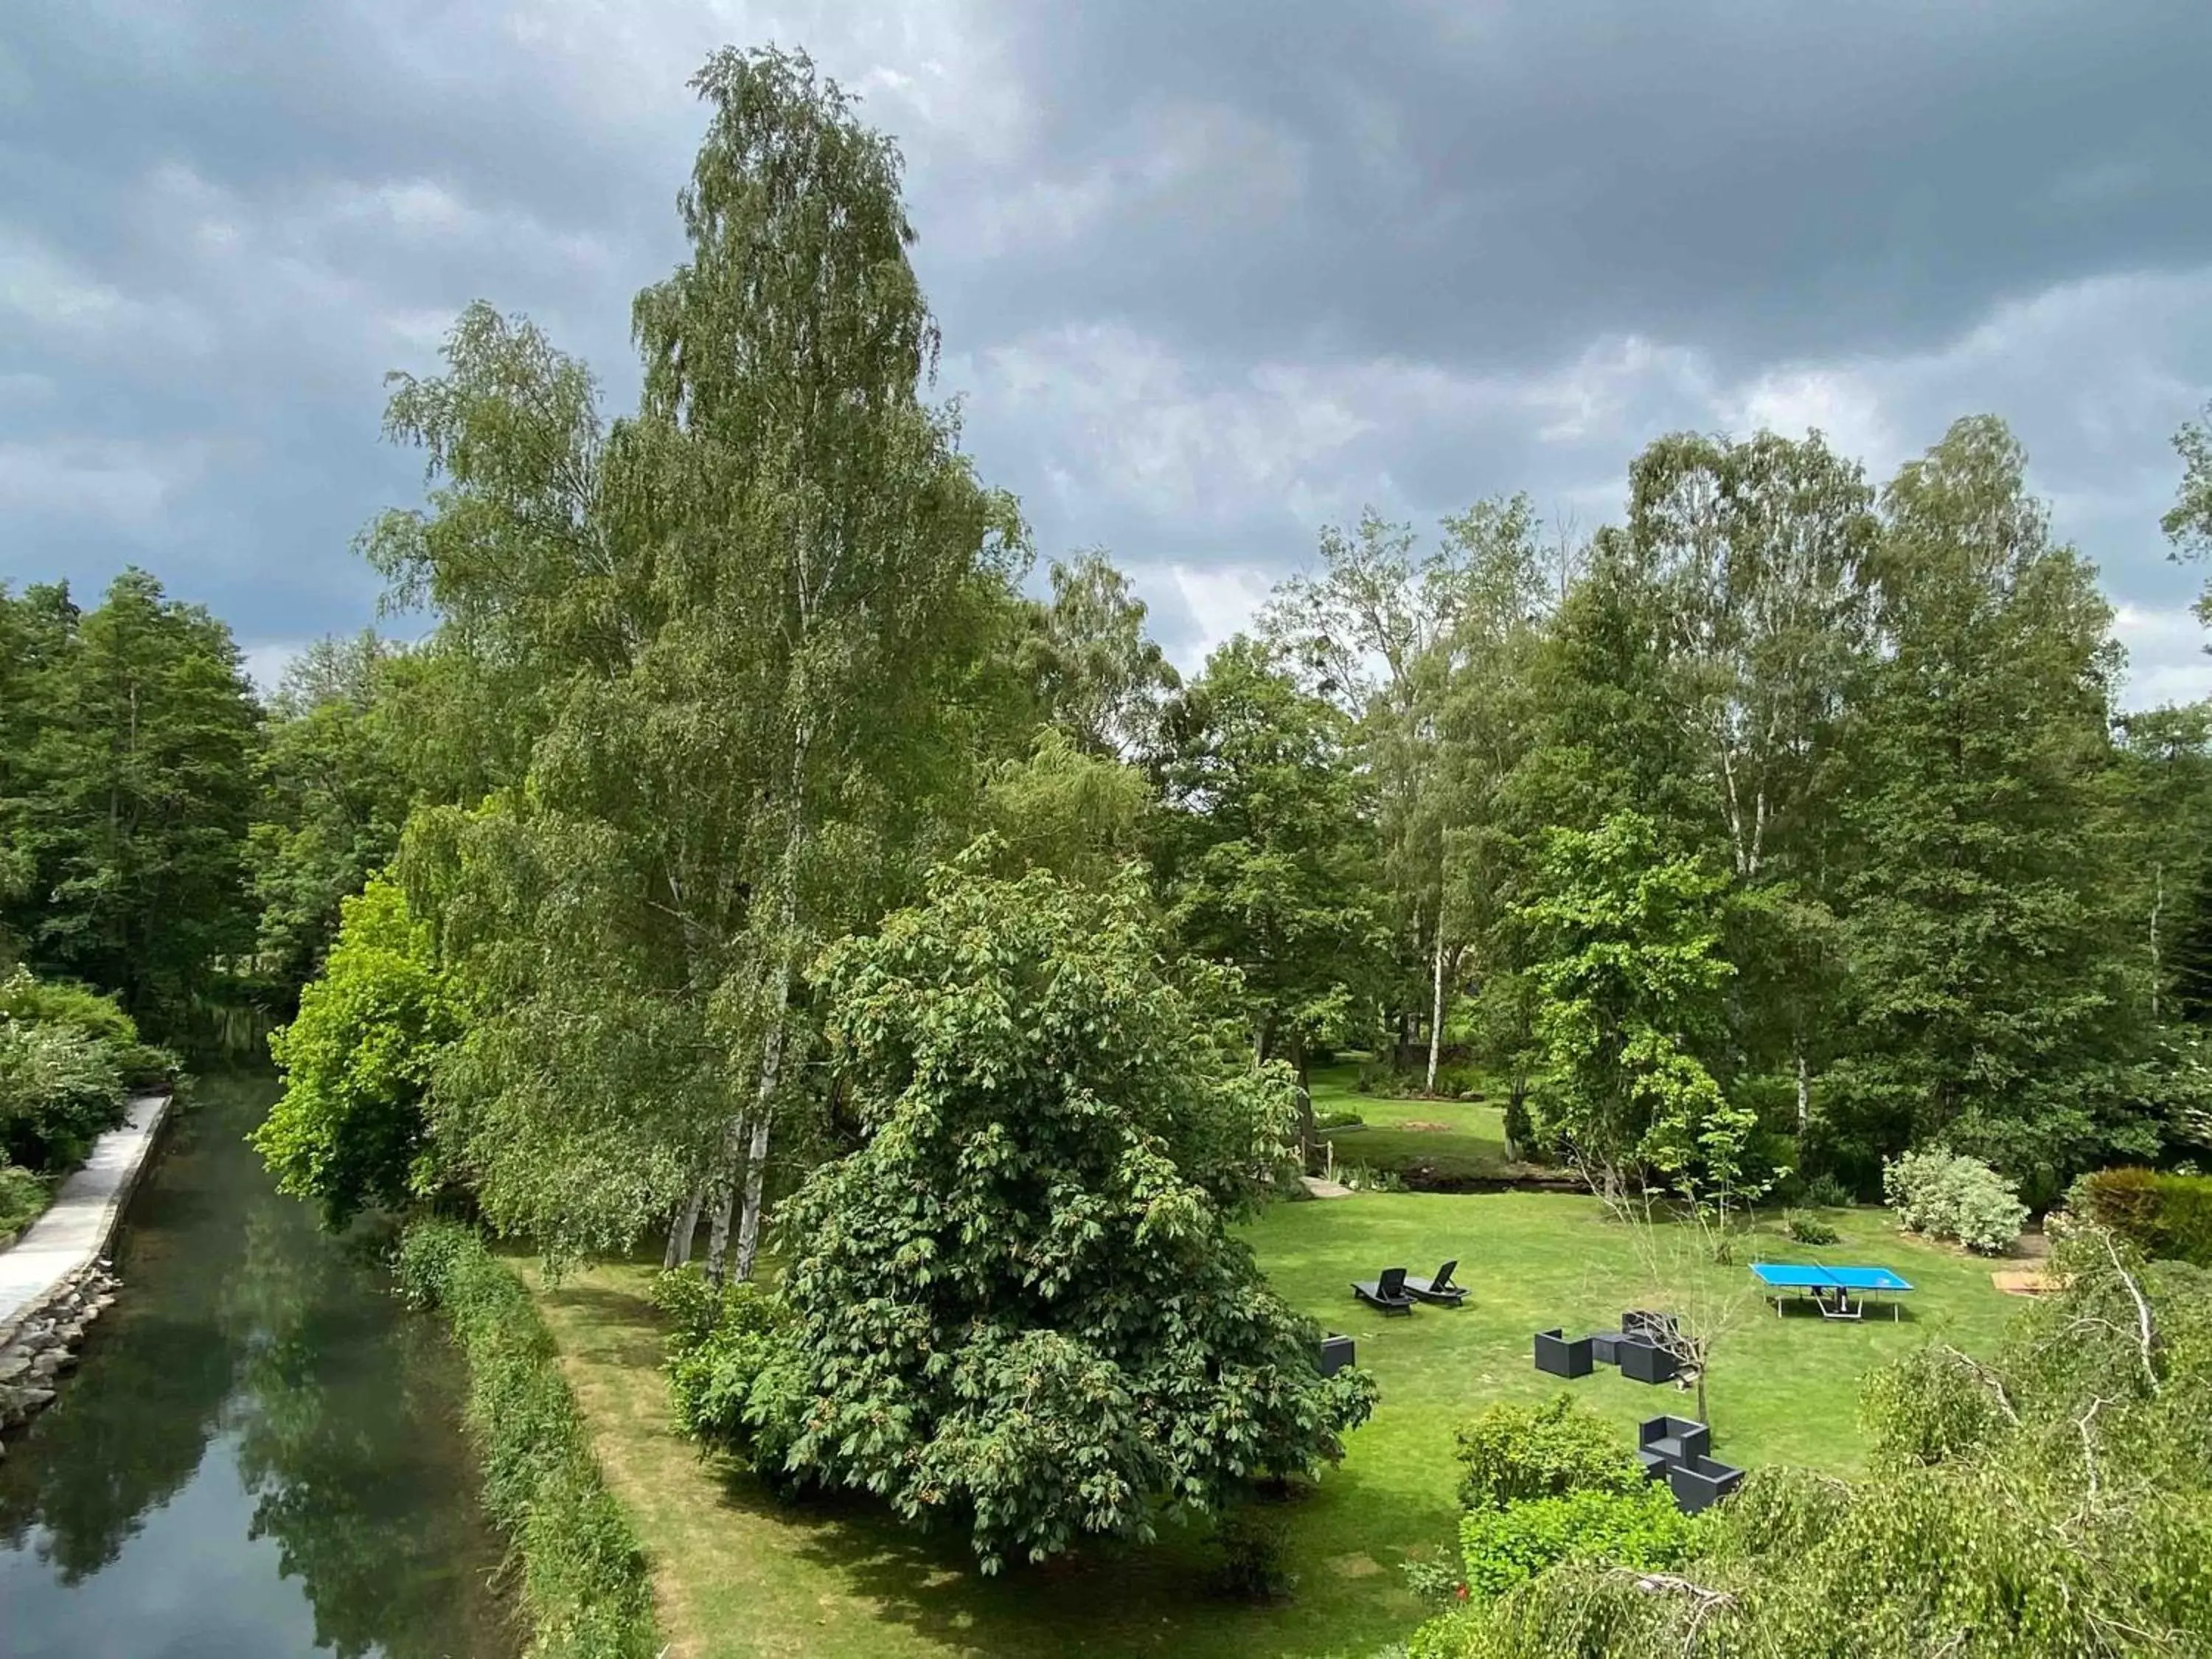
<box><xmin>396</xmin><ymin>1220</ymin><xmax>663</xmax><ymax>1659</ymax></box>
<box><xmin>521</xmin><ymin>1190</ymin><xmax>2016</xmax><ymax>1658</ymax></box>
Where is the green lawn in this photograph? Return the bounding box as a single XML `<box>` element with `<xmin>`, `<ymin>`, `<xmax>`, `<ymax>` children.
<box><xmin>526</xmin><ymin>1192</ymin><xmax>2020</xmax><ymax>1659</ymax></box>
<box><xmin>1310</xmin><ymin>1060</ymin><xmax>1517</xmax><ymax>1186</ymax></box>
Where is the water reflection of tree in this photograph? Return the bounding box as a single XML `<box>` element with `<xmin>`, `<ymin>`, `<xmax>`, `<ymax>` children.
<box><xmin>0</xmin><ymin>1112</ymin><xmax>245</xmax><ymax>1581</ymax></box>
<box><xmin>220</xmin><ymin>1203</ymin><xmax>513</xmax><ymax>1659</ymax></box>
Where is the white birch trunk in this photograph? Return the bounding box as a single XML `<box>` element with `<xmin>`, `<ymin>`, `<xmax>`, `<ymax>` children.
<box><xmin>733</xmin><ymin>986</ymin><xmax>789</xmax><ymax>1283</ymax></box>
<box><xmin>1425</xmin><ymin>931</ymin><xmax>1447</xmax><ymax>1093</ymax></box>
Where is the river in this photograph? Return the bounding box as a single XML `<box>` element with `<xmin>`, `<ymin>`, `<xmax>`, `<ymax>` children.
<box><xmin>0</xmin><ymin>1075</ymin><xmax>518</xmax><ymax>1659</ymax></box>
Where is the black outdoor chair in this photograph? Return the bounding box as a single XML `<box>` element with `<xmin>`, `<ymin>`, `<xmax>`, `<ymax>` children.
<box><xmin>1638</xmin><ymin>1414</ymin><xmax>1711</xmax><ymax>1474</ymax></box>
<box><xmin>1666</xmin><ymin>1454</ymin><xmax>1745</xmax><ymax>1514</ymax></box>
<box><xmin>1404</xmin><ymin>1260</ymin><xmax>1467</xmax><ymax>1307</ymax></box>
<box><xmin>1315</xmin><ymin>1334</ymin><xmax>1356</xmax><ymax>1377</ymax></box>
<box><xmin>1352</xmin><ymin>1267</ymin><xmax>1416</xmax><ymax>1316</ymax></box>
<box><xmin>1591</xmin><ymin>1332</ymin><xmax>1622</xmax><ymax>1366</ymax></box>
<box><xmin>1533</xmin><ymin>1327</ymin><xmax>1594</xmax><ymax>1378</ymax></box>
<box><xmin>1618</xmin><ymin>1337</ymin><xmax>1680</xmax><ymax>1385</ymax></box>
<box><xmin>1623</xmin><ymin>1309</ymin><xmax>1680</xmax><ymax>1342</ymax></box>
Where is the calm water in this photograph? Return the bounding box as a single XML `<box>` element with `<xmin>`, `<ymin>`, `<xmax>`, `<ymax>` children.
<box><xmin>0</xmin><ymin>1076</ymin><xmax>517</xmax><ymax>1659</ymax></box>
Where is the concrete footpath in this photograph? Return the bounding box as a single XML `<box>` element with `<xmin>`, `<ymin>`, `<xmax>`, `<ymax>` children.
<box><xmin>0</xmin><ymin>1093</ymin><xmax>172</xmax><ymax>1343</ymax></box>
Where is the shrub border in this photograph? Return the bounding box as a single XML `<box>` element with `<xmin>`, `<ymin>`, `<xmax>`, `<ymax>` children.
<box><xmin>395</xmin><ymin>1218</ymin><xmax>662</xmax><ymax>1659</ymax></box>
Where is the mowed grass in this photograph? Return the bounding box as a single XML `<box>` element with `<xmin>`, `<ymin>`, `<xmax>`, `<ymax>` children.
<box><xmin>524</xmin><ymin>1192</ymin><xmax>2020</xmax><ymax>1659</ymax></box>
<box><xmin>1310</xmin><ymin>1059</ymin><xmax>1517</xmax><ymax>1184</ymax></box>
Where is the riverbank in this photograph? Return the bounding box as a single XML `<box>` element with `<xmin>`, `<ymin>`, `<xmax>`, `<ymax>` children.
<box><xmin>0</xmin><ymin>1093</ymin><xmax>170</xmax><ymax>1436</ymax></box>
<box><xmin>1</xmin><ymin>1076</ymin><xmax>518</xmax><ymax>1659</ymax></box>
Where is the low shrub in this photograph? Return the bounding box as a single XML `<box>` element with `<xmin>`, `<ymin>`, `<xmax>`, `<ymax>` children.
<box><xmin>1799</xmin><ymin>1172</ymin><xmax>1857</xmax><ymax>1211</ymax></box>
<box><xmin>1211</xmin><ymin>1504</ymin><xmax>1298</xmax><ymax>1601</ymax></box>
<box><xmin>650</xmin><ymin>1267</ymin><xmax>796</xmax><ymax>1455</ymax></box>
<box><xmin>0</xmin><ymin>1164</ymin><xmax>48</xmax><ymax>1245</ymax></box>
<box><xmin>1455</xmin><ymin>1482</ymin><xmax>1694</xmax><ymax>1601</ymax></box>
<box><xmin>1786</xmin><ymin>1209</ymin><xmax>1842</xmax><ymax>1245</ymax></box>
<box><xmin>0</xmin><ymin>970</ymin><xmax>138</xmax><ymax>1047</ymax></box>
<box><xmin>0</xmin><ymin>1019</ymin><xmax>126</xmax><ymax>1170</ymax></box>
<box><xmin>2069</xmin><ymin>1166</ymin><xmax>2212</xmax><ymax>1267</ymax></box>
<box><xmin>1455</xmin><ymin>1393</ymin><xmax>1644</xmax><ymax>1512</ymax></box>
<box><xmin>1316</xmin><ymin>1108</ymin><xmax>1366</xmax><ymax>1130</ymax></box>
<box><xmin>396</xmin><ymin>1220</ymin><xmax>659</xmax><ymax>1659</ymax></box>
<box><xmin>1882</xmin><ymin>1147</ymin><xmax>2026</xmax><ymax>1255</ymax></box>
<box><xmin>1336</xmin><ymin>1163</ymin><xmax>1405</xmax><ymax>1194</ymax></box>
<box><xmin>1357</xmin><ymin>1061</ymin><xmax>1487</xmax><ymax>1100</ymax></box>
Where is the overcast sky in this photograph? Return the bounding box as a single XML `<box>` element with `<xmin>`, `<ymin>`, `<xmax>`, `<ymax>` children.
<box><xmin>6</xmin><ymin>1</ymin><xmax>2212</xmax><ymax>703</ymax></box>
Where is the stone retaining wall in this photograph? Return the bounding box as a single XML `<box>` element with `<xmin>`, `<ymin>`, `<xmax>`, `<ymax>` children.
<box><xmin>0</xmin><ymin>1093</ymin><xmax>172</xmax><ymax>1449</ymax></box>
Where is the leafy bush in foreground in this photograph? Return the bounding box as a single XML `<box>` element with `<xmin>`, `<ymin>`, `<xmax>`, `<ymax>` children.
<box><xmin>1397</xmin><ymin>1235</ymin><xmax>2212</xmax><ymax>1658</ymax></box>
<box><xmin>1456</xmin><ymin>1483</ymin><xmax>1694</xmax><ymax>1601</ymax></box>
<box><xmin>1455</xmin><ymin>1394</ymin><xmax>1645</xmax><ymax>1512</ymax></box>
<box><xmin>2069</xmin><ymin>1165</ymin><xmax>2212</xmax><ymax>1267</ymax></box>
<box><xmin>395</xmin><ymin>1220</ymin><xmax>658</xmax><ymax>1659</ymax></box>
<box><xmin>676</xmin><ymin>856</ymin><xmax>1378</xmax><ymax>1573</ymax></box>
<box><xmin>1882</xmin><ymin>1147</ymin><xmax>2027</xmax><ymax>1254</ymax></box>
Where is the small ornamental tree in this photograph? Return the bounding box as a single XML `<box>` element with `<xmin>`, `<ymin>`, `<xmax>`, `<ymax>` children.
<box><xmin>694</xmin><ymin>847</ymin><xmax>1377</xmax><ymax>1571</ymax></box>
<box><xmin>257</xmin><ymin>874</ymin><xmax>461</xmax><ymax>1227</ymax></box>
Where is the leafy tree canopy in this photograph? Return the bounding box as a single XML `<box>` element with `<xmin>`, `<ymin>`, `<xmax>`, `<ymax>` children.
<box><xmin>683</xmin><ymin>849</ymin><xmax>1377</xmax><ymax>1571</ymax></box>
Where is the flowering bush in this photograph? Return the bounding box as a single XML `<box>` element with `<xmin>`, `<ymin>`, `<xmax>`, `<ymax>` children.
<box><xmin>1883</xmin><ymin>1147</ymin><xmax>2026</xmax><ymax>1254</ymax></box>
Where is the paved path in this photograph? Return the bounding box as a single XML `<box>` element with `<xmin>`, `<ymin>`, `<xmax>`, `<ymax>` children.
<box><xmin>1299</xmin><ymin>1175</ymin><xmax>1355</xmax><ymax>1200</ymax></box>
<box><xmin>0</xmin><ymin>1095</ymin><xmax>170</xmax><ymax>1336</ymax></box>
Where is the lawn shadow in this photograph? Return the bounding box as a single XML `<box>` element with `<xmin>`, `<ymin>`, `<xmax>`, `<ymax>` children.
<box><xmin>532</xmin><ymin>1280</ymin><xmax>671</xmax><ymax>1371</ymax></box>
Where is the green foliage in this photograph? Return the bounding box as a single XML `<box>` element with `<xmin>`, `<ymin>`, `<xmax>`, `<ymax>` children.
<box><xmin>1831</xmin><ymin>418</ymin><xmax>2154</xmax><ymax>1202</ymax></box>
<box><xmin>1798</xmin><ymin>1172</ymin><xmax>1857</xmax><ymax>1209</ymax></box>
<box><xmin>246</xmin><ymin>631</ymin><xmax>414</xmax><ymax>1005</ymax></box>
<box><xmin>1211</xmin><ymin>1503</ymin><xmax>1299</xmax><ymax>1602</ymax></box>
<box><xmin>650</xmin><ymin>1267</ymin><xmax>796</xmax><ymax>1454</ymax></box>
<box><xmin>2070</xmin><ymin>1165</ymin><xmax>2212</xmax><ymax>1267</ymax></box>
<box><xmin>0</xmin><ymin>1016</ymin><xmax>126</xmax><ymax>1170</ymax></box>
<box><xmin>1453</xmin><ymin>1394</ymin><xmax>1645</xmax><ymax>1512</ymax></box>
<box><xmin>1015</xmin><ymin>549</ymin><xmax>1181</xmax><ymax>759</ymax></box>
<box><xmin>257</xmin><ymin>875</ymin><xmax>459</xmax><ymax>1227</ymax></box>
<box><xmin>1455</xmin><ymin>1484</ymin><xmax>1694</xmax><ymax>1602</ymax></box>
<box><xmin>1154</xmin><ymin>636</ymin><xmax>1391</xmax><ymax>1068</ymax></box>
<box><xmin>0</xmin><ymin>571</ymin><xmax>261</xmax><ymax>1043</ymax></box>
<box><xmin>394</xmin><ymin>1220</ymin><xmax>660</xmax><ymax>1659</ymax></box>
<box><xmin>0</xmin><ymin>1163</ymin><xmax>48</xmax><ymax>1245</ymax></box>
<box><xmin>1857</xmin><ymin>1346</ymin><xmax>2012</xmax><ymax>1469</ymax></box>
<box><xmin>1784</xmin><ymin>1210</ymin><xmax>1842</xmax><ymax>1245</ymax></box>
<box><xmin>1524</xmin><ymin>811</ymin><xmax>1756</xmax><ymax>1205</ymax></box>
<box><xmin>1883</xmin><ymin>1147</ymin><xmax>2028</xmax><ymax>1255</ymax></box>
<box><xmin>682</xmin><ymin>854</ymin><xmax>1378</xmax><ymax>1572</ymax></box>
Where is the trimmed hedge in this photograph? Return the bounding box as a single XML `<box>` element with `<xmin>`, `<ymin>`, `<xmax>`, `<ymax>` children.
<box><xmin>2070</xmin><ymin>1166</ymin><xmax>2212</xmax><ymax>1267</ymax></box>
<box><xmin>394</xmin><ymin>1220</ymin><xmax>661</xmax><ymax>1659</ymax></box>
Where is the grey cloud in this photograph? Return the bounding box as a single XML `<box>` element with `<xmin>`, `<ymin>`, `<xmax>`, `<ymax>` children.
<box><xmin>0</xmin><ymin>1</ymin><xmax>2208</xmax><ymax>708</ymax></box>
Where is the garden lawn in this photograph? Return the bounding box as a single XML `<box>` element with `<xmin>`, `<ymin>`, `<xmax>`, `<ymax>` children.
<box><xmin>1310</xmin><ymin>1060</ymin><xmax>1517</xmax><ymax>1186</ymax></box>
<box><xmin>523</xmin><ymin>1193</ymin><xmax>2016</xmax><ymax>1659</ymax></box>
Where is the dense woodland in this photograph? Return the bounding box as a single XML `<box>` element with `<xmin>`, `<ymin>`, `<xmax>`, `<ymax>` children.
<box><xmin>7</xmin><ymin>44</ymin><xmax>2212</xmax><ymax>1656</ymax></box>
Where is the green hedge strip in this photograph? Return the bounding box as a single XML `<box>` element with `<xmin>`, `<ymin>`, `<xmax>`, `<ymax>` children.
<box><xmin>2073</xmin><ymin>1167</ymin><xmax>2212</xmax><ymax>1268</ymax></box>
<box><xmin>395</xmin><ymin>1220</ymin><xmax>661</xmax><ymax>1659</ymax></box>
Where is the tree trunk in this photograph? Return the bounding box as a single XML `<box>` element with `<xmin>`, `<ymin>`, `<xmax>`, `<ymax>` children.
<box><xmin>1795</xmin><ymin>1045</ymin><xmax>1810</xmax><ymax>1136</ymax></box>
<box><xmin>733</xmin><ymin>1111</ymin><xmax>775</xmax><ymax>1282</ymax></box>
<box><xmin>703</xmin><ymin>1172</ymin><xmax>737</xmax><ymax>1286</ymax></box>
<box><xmin>664</xmin><ymin>1185</ymin><xmax>705</xmax><ymax>1270</ymax></box>
<box><xmin>1425</xmin><ymin>933</ymin><xmax>1447</xmax><ymax>1093</ymax></box>
<box><xmin>733</xmin><ymin>960</ymin><xmax>794</xmax><ymax>1284</ymax></box>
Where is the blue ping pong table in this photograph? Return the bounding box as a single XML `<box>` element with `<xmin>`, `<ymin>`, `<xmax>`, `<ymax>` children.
<box><xmin>1750</xmin><ymin>1262</ymin><xmax>1913</xmax><ymax>1321</ymax></box>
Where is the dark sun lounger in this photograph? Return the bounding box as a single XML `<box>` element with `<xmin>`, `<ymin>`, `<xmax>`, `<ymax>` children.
<box><xmin>1352</xmin><ymin>1266</ymin><xmax>1416</xmax><ymax>1315</ymax></box>
<box><xmin>1403</xmin><ymin>1259</ymin><xmax>1467</xmax><ymax>1307</ymax></box>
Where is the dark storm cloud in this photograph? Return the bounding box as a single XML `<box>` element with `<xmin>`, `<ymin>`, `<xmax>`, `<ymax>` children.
<box><xmin>1</xmin><ymin>1</ymin><xmax>2208</xmax><ymax>700</ymax></box>
<box><xmin>925</xmin><ymin>0</ymin><xmax>2212</xmax><ymax>373</ymax></box>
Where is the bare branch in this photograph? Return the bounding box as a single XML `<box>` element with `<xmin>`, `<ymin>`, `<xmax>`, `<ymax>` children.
<box><xmin>2096</xmin><ymin>1229</ymin><xmax>2160</xmax><ymax>1397</ymax></box>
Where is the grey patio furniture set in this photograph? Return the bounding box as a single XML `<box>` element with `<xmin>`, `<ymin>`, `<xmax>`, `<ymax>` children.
<box><xmin>1637</xmin><ymin>1414</ymin><xmax>1745</xmax><ymax>1513</ymax></box>
<box><xmin>1534</xmin><ymin>1309</ymin><xmax>1681</xmax><ymax>1384</ymax></box>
